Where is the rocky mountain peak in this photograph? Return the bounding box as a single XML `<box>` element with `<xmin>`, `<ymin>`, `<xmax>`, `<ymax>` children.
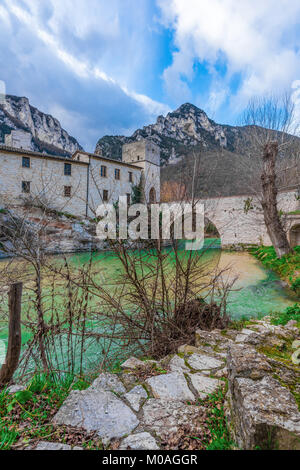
<box><xmin>0</xmin><ymin>95</ymin><xmax>83</xmax><ymax>157</ymax></box>
<box><xmin>95</xmin><ymin>102</ymin><xmax>230</xmax><ymax>163</ymax></box>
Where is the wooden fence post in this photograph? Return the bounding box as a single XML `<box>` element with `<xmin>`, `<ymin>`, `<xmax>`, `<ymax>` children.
<box><xmin>0</xmin><ymin>282</ymin><xmax>23</xmax><ymax>387</ymax></box>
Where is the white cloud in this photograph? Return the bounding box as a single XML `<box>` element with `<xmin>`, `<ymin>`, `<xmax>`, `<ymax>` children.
<box><xmin>291</xmin><ymin>80</ymin><xmax>300</xmax><ymax>135</ymax></box>
<box><xmin>4</xmin><ymin>0</ymin><xmax>170</xmax><ymax>118</ymax></box>
<box><xmin>158</xmin><ymin>0</ymin><xmax>300</xmax><ymax>111</ymax></box>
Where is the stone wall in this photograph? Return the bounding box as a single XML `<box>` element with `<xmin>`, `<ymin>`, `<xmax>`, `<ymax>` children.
<box><xmin>0</xmin><ymin>149</ymin><xmax>88</xmax><ymax>217</ymax></box>
<box><xmin>202</xmin><ymin>189</ymin><xmax>300</xmax><ymax>247</ymax></box>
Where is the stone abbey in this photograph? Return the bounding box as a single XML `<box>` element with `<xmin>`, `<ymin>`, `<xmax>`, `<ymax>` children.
<box><xmin>0</xmin><ymin>130</ymin><xmax>161</xmax><ymax>218</ymax></box>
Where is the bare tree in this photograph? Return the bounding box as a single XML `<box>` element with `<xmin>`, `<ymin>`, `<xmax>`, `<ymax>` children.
<box><xmin>242</xmin><ymin>93</ymin><xmax>299</xmax><ymax>257</ymax></box>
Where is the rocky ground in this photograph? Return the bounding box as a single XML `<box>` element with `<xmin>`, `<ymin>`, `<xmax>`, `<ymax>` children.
<box><xmin>16</xmin><ymin>316</ymin><xmax>299</xmax><ymax>451</ymax></box>
<box><xmin>0</xmin><ymin>206</ymin><xmax>107</xmax><ymax>257</ymax></box>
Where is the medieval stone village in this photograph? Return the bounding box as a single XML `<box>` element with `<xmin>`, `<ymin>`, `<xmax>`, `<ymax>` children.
<box><xmin>0</xmin><ymin>0</ymin><xmax>300</xmax><ymax>457</ymax></box>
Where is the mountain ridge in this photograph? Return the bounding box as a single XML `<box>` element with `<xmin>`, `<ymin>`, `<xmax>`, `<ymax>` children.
<box><xmin>0</xmin><ymin>95</ymin><xmax>83</xmax><ymax>157</ymax></box>
<box><xmin>95</xmin><ymin>102</ymin><xmax>254</xmax><ymax>164</ymax></box>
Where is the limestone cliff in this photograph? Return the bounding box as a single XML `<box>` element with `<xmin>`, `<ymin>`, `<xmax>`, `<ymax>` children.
<box><xmin>0</xmin><ymin>95</ymin><xmax>83</xmax><ymax>157</ymax></box>
<box><xmin>95</xmin><ymin>103</ymin><xmax>251</xmax><ymax>164</ymax></box>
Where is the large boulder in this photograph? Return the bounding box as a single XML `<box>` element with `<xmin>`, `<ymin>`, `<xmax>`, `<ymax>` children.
<box><xmin>227</xmin><ymin>343</ymin><xmax>300</xmax><ymax>450</ymax></box>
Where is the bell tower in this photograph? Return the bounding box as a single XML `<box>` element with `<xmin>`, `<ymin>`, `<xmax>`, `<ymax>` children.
<box><xmin>122</xmin><ymin>139</ymin><xmax>160</xmax><ymax>203</ymax></box>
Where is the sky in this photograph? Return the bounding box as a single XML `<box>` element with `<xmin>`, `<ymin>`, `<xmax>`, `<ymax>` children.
<box><xmin>0</xmin><ymin>0</ymin><xmax>300</xmax><ymax>151</ymax></box>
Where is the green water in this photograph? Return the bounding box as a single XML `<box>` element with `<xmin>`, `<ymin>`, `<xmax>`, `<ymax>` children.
<box><xmin>65</xmin><ymin>240</ymin><xmax>295</xmax><ymax>320</ymax></box>
<box><xmin>0</xmin><ymin>239</ymin><xmax>296</xmax><ymax>375</ymax></box>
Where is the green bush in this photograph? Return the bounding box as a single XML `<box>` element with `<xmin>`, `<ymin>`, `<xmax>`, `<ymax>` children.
<box><xmin>270</xmin><ymin>303</ymin><xmax>300</xmax><ymax>326</ymax></box>
<box><xmin>291</xmin><ymin>277</ymin><xmax>300</xmax><ymax>293</ymax></box>
<box><xmin>250</xmin><ymin>246</ymin><xmax>300</xmax><ymax>288</ymax></box>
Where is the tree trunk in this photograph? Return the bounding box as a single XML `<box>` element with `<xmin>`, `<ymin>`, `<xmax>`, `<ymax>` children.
<box><xmin>0</xmin><ymin>282</ymin><xmax>22</xmax><ymax>386</ymax></box>
<box><xmin>261</xmin><ymin>142</ymin><xmax>291</xmax><ymax>258</ymax></box>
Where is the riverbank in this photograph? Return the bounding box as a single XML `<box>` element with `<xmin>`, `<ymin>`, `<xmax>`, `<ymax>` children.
<box><xmin>249</xmin><ymin>246</ymin><xmax>300</xmax><ymax>295</ymax></box>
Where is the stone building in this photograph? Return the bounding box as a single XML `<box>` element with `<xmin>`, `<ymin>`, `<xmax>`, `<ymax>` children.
<box><xmin>0</xmin><ymin>132</ymin><xmax>160</xmax><ymax>218</ymax></box>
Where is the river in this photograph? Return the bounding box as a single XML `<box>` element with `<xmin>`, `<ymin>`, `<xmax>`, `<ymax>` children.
<box><xmin>0</xmin><ymin>239</ymin><xmax>296</xmax><ymax>374</ymax></box>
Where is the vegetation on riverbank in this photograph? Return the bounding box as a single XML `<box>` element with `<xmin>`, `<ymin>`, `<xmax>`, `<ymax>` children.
<box><xmin>270</xmin><ymin>303</ymin><xmax>300</xmax><ymax>327</ymax></box>
<box><xmin>250</xmin><ymin>245</ymin><xmax>300</xmax><ymax>292</ymax></box>
<box><xmin>0</xmin><ymin>373</ymin><xmax>102</xmax><ymax>450</ymax></box>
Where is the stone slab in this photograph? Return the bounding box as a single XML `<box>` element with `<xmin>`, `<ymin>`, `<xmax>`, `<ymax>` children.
<box><xmin>146</xmin><ymin>372</ymin><xmax>195</xmax><ymax>402</ymax></box>
<box><xmin>53</xmin><ymin>389</ymin><xmax>139</xmax><ymax>443</ymax></box>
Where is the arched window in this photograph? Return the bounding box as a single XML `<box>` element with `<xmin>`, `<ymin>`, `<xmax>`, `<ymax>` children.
<box><xmin>149</xmin><ymin>187</ymin><xmax>156</xmax><ymax>204</ymax></box>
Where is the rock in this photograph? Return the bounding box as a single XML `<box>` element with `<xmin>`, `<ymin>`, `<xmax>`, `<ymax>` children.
<box><xmin>1</xmin><ymin>95</ymin><xmax>82</xmax><ymax>155</ymax></box>
<box><xmin>124</xmin><ymin>386</ymin><xmax>148</xmax><ymax>412</ymax></box>
<box><xmin>186</xmin><ymin>353</ymin><xmax>223</xmax><ymax>372</ymax></box>
<box><xmin>235</xmin><ymin>328</ymin><xmax>265</xmax><ymax>345</ymax></box>
<box><xmin>195</xmin><ymin>329</ymin><xmax>219</xmax><ymax>347</ymax></box>
<box><xmin>286</xmin><ymin>320</ymin><xmax>298</xmax><ymax>329</ymax></box>
<box><xmin>121</xmin><ymin>373</ymin><xmax>140</xmax><ymax>390</ymax></box>
<box><xmin>140</xmin><ymin>399</ymin><xmax>205</xmax><ymax>439</ymax></box>
<box><xmin>227</xmin><ymin>343</ymin><xmax>272</xmax><ymax>380</ymax></box>
<box><xmin>187</xmin><ymin>374</ymin><xmax>221</xmax><ymax>399</ymax></box>
<box><xmin>119</xmin><ymin>432</ymin><xmax>159</xmax><ymax>450</ymax></box>
<box><xmin>6</xmin><ymin>384</ymin><xmax>26</xmax><ymax>394</ymax></box>
<box><xmin>214</xmin><ymin>367</ymin><xmax>228</xmax><ymax>378</ymax></box>
<box><xmin>146</xmin><ymin>372</ymin><xmax>195</xmax><ymax>402</ymax></box>
<box><xmin>121</xmin><ymin>357</ymin><xmax>145</xmax><ymax>370</ymax></box>
<box><xmin>53</xmin><ymin>389</ymin><xmax>139</xmax><ymax>444</ymax></box>
<box><xmin>227</xmin><ymin>375</ymin><xmax>300</xmax><ymax>450</ymax></box>
<box><xmin>195</xmin><ymin>328</ymin><xmax>233</xmax><ymax>347</ymax></box>
<box><xmin>90</xmin><ymin>373</ymin><xmax>125</xmax><ymax>395</ymax></box>
<box><xmin>33</xmin><ymin>442</ymin><xmax>82</xmax><ymax>451</ymax></box>
<box><xmin>178</xmin><ymin>344</ymin><xmax>201</xmax><ymax>354</ymax></box>
<box><xmin>168</xmin><ymin>355</ymin><xmax>190</xmax><ymax>372</ymax></box>
<box><xmin>254</xmin><ymin>322</ymin><xmax>296</xmax><ymax>340</ymax></box>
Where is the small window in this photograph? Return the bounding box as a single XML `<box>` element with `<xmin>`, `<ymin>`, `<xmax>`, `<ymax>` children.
<box><xmin>126</xmin><ymin>193</ymin><xmax>131</xmax><ymax>205</ymax></box>
<box><xmin>64</xmin><ymin>186</ymin><xmax>71</xmax><ymax>198</ymax></box>
<box><xmin>22</xmin><ymin>181</ymin><xmax>30</xmax><ymax>193</ymax></box>
<box><xmin>128</xmin><ymin>171</ymin><xmax>133</xmax><ymax>183</ymax></box>
<box><xmin>115</xmin><ymin>168</ymin><xmax>120</xmax><ymax>180</ymax></box>
<box><xmin>103</xmin><ymin>190</ymin><xmax>108</xmax><ymax>202</ymax></box>
<box><xmin>22</xmin><ymin>157</ymin><xmax>30</xmax><ymax>168</ymax></box>
<box><xmin>64</xmin><ymin>163</ymin><xmax>72</xmax><ymax>176</ymax></box>
<box><xmin>101</xmin><ymin>165</ymin><xmax>107</xmax><ymax>178</ymax></box>
<box><xmin>137</xmin><ymin>156</ymin><xmax>140</xmax><ymax>161</ymax></box>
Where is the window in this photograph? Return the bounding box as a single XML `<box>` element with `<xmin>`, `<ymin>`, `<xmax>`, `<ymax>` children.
<box><xmin>103</xmin><ymin>190</ymin><xmax>108</xmax><ymax>202</ymax></box>
<box><xmin>22</xmin><ymin>157</ymin><xmax>30</xmax><ymax>168</ymax></box>
<box><xmin>101</xmin><ymin>165</ymin><xmax>107</xmax><ymax>177</ymax></box>
<box><xmin>128</xmin><ymin>171</ymin><xmax>133</xmax><ymax>183</ymax></box>
<box><xmin>22</xmin><ymin>181</ymin><xmax>30</xmax><ymax>193</ymax></box>
<box><xmin>126</xmin><ymin>193</ymin><xmax>131</xmax><ymax>205</ymax></box>
<box><xmin>64</xmin><ymin>163</ymin><xmax>72</xmax><ymax>176</ymax></box>
<box><xmin>64</xmin><ymin>186</ymin><xmax>71</xmax><ymax>198</ymax></box>
<box><xmin>115</xmin><ymin>168</ymin><xmax>120</xmax><ymax>180</ymax></box>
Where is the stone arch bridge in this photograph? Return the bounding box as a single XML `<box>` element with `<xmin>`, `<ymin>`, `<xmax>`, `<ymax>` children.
<box><xmin>198</xmin><ymin>186</ymin><xmax>300</xmax><ymax>248</ymax></box>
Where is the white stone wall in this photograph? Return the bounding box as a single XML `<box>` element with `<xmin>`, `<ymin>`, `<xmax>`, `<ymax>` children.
<box><xmin>122</xmin><ymin>140</ymin><xmax>161</xmax><ymax>203</ymax></box>
<box><xmin>203</xmin><ymin>190</ymin><xmax>300</xmax><ymax>247</ymax></box>
<box><xmin>0</xmin><ymin>150</ymin><xmax>88</xmax><ymax>216</ymax></box>
<box><xmin>5</xmin><ymin>130</ymin><xmax>32</xmax><ymax>150</ymax></box>
<box><xmin>87</xmin><ymin>156</ymin><xmax>142</xmax><ymax>217</ymax></box>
